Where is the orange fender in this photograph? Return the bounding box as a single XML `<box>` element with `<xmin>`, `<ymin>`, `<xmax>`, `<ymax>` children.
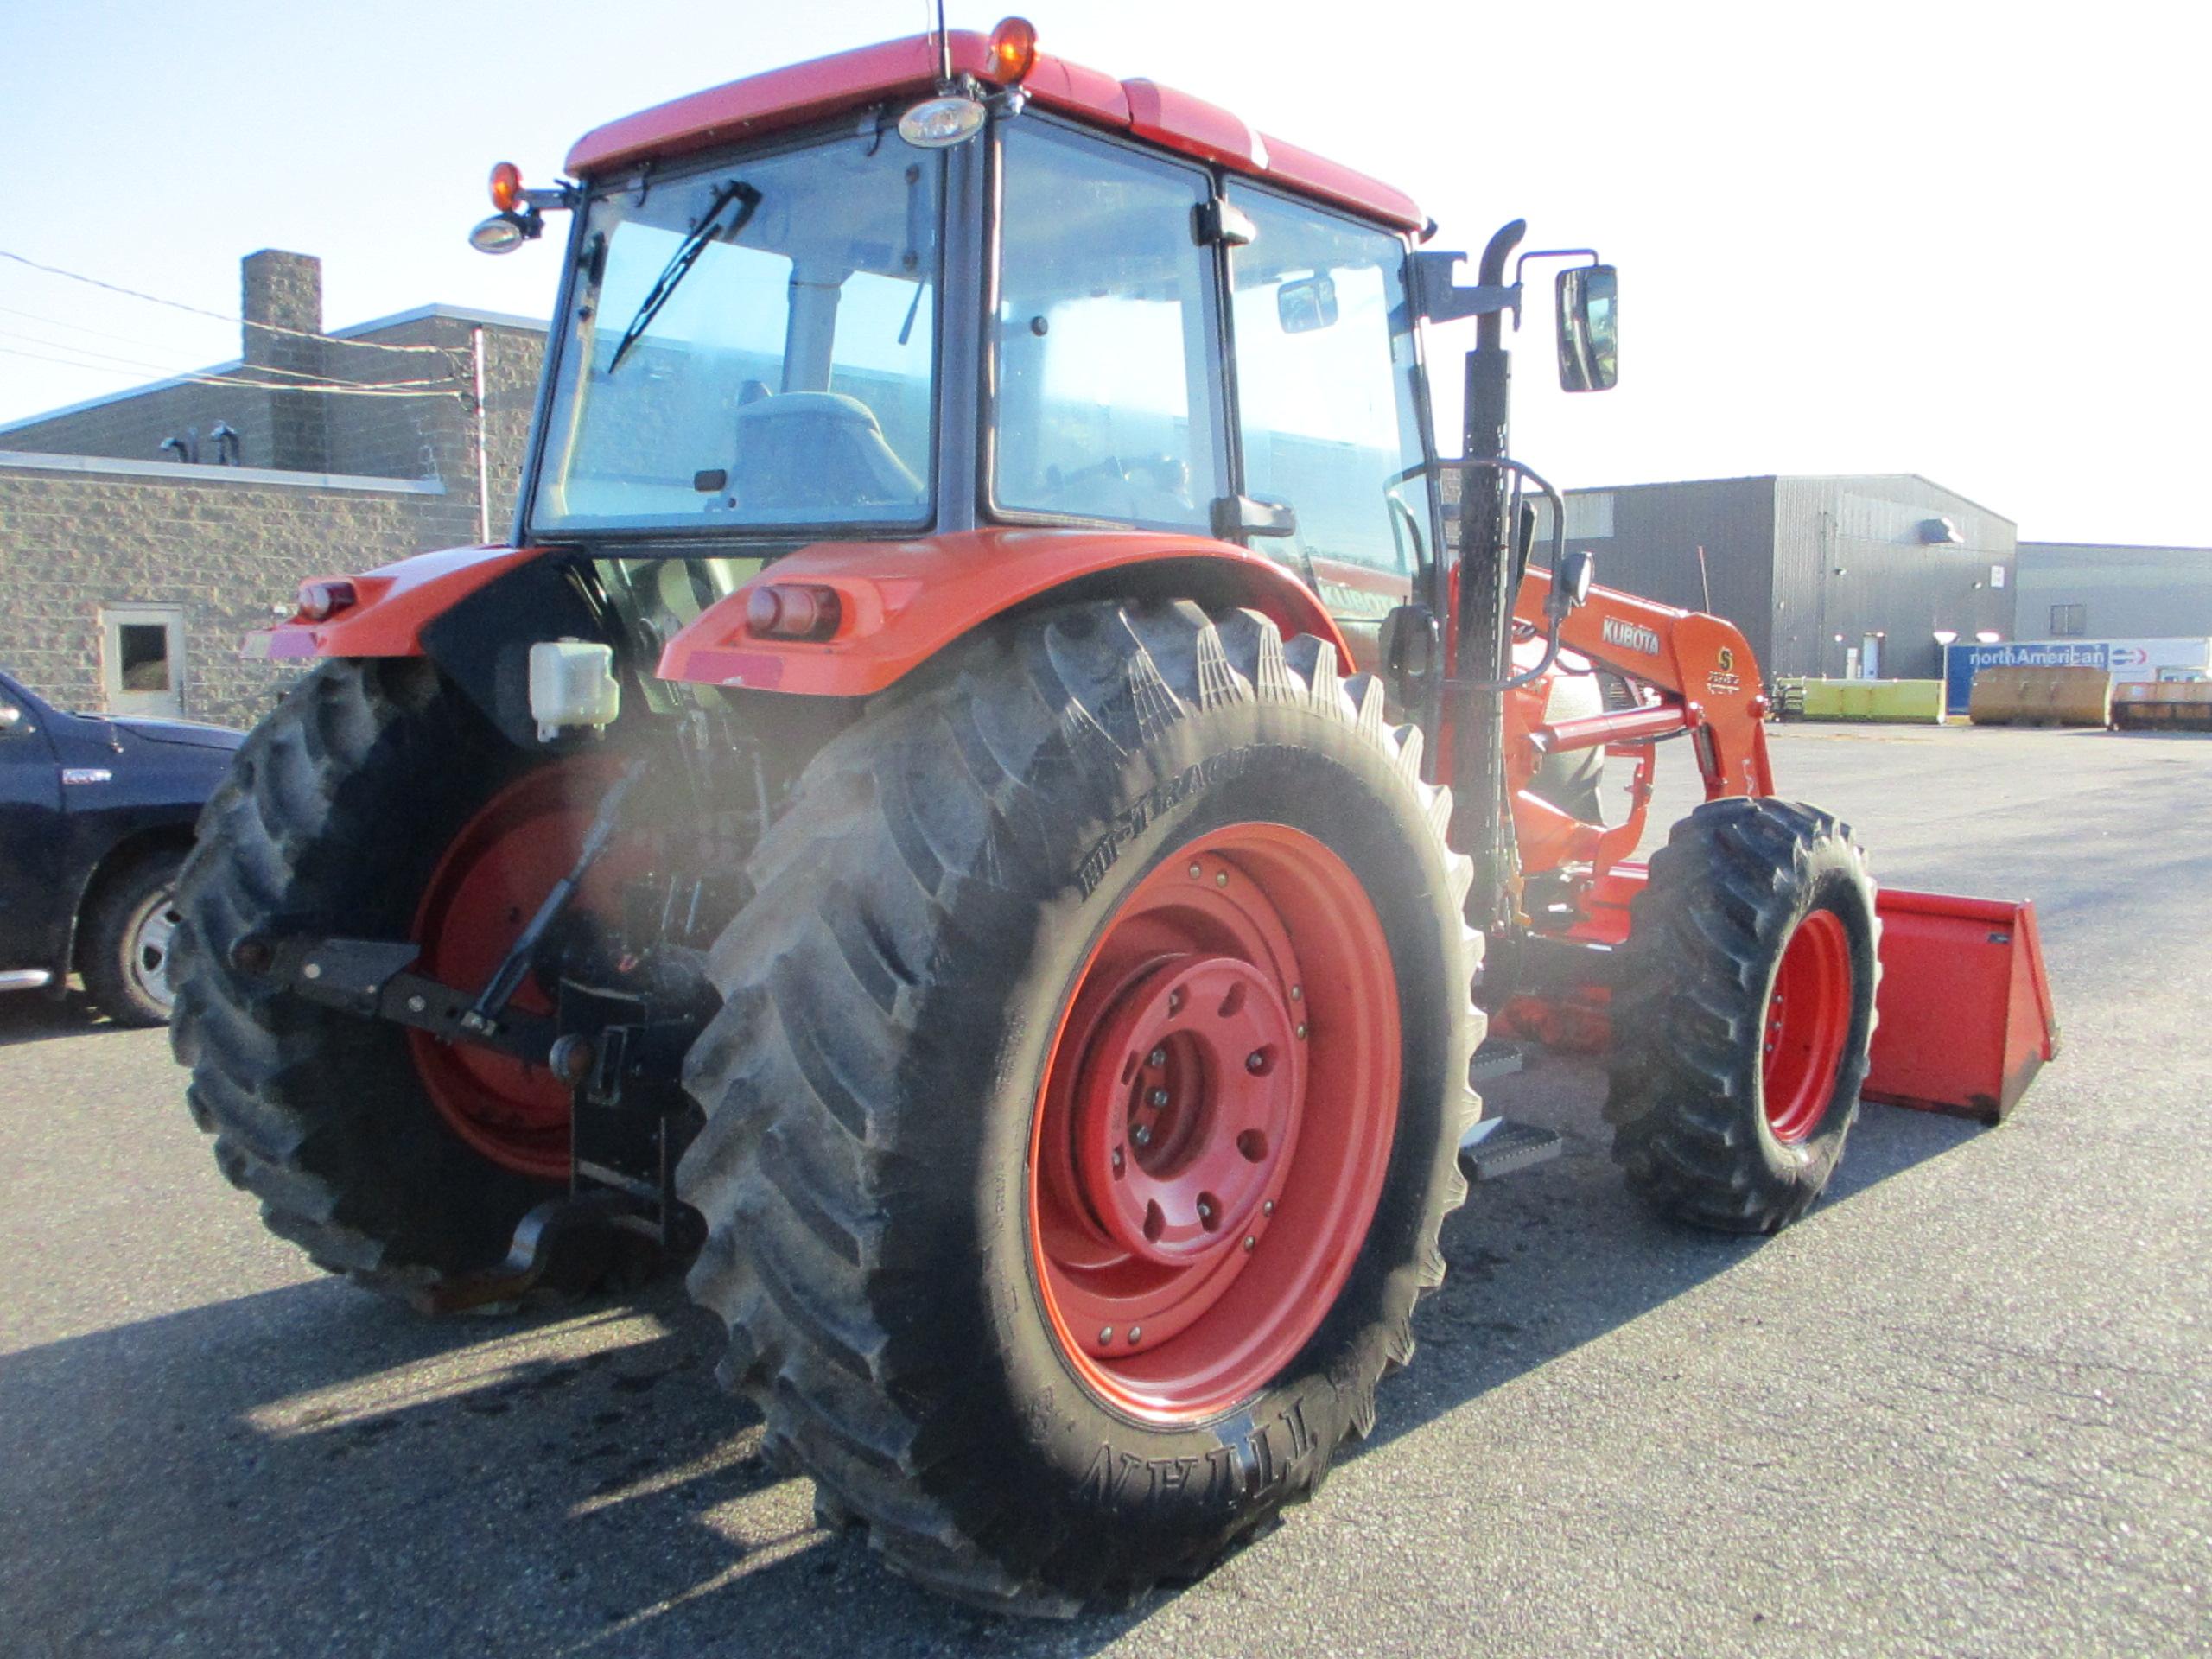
<box><xmin>242</xmin><ymin>544</ymin><xmax>545</xmax><ymax>661</ymax></box>
<box><xmin>657</xmin><ymin>527</ymin><xmax>1349</xmax><ymax>697</ymax></box>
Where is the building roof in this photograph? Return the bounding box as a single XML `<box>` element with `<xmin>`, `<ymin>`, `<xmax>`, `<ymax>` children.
<box><xmin>1557</xmin><ymin>471</ymin><xmax>2015</xmax><ymax>525</ymax></box>
<box><xmin>0</xmin><ymin>302</ymin><xmax>547</xmax><ymax>437</ymax></box>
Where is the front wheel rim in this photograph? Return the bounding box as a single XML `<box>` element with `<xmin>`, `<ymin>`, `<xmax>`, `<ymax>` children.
<box><xmin>1029</xmin><ymin>824</ymin><xmax>1401</xmax><ymax>1425</ymax></box>
<box><xmin>1761</xmin><ymin>908</ymin><xmax>1853</xmax><ymax>1144</ymax></box>
<box><xmin>127</xmin><ymin>890</ymin><xmax>179</xmax><ymax>1014</ymax></box>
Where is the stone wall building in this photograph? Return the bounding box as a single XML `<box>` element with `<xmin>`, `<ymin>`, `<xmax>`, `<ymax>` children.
<box><xmin>0</xmin><ymin>251</ymin><xmax>544</xmax><ymax>728</ymax></box>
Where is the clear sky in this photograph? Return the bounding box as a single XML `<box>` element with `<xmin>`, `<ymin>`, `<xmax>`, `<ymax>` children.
<box><xmin>1</xmin><ymin>0</ymin><xmax>2200</xmax><ymax>543</ymax></box>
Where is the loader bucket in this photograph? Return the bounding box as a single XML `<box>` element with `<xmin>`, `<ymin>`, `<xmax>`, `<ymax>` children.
<box><xmin>1865</xmin><ymin>887</ymin><xmax>2059</xmax><ymax>1123</ymax></box>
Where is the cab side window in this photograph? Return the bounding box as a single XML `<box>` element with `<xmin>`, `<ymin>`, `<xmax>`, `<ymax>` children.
<box><xmin>1225</xmin><ymin>188</ymin><xmax>1431</xmax><ymax>611</ymax></box>
<box><xmin>991</xmin><ymin>123</ymin><xmax>1223</xmax><ymax>530</ymax></box>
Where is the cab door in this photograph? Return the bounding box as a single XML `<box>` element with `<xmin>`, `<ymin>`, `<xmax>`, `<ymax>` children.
<box><xmin>0</xmin><ymin>674</ymin><xmax>68</xmax><ymax>976</ymax></box>
<box><xmin>1219</xmin><ymin>185</ymin><xmax>1437</xmax><ymax>671</ymax></box>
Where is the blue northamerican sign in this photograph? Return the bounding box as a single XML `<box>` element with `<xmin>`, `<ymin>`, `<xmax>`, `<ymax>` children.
<box><xmin>1943</xmin><ymin>641</ymin><xmax>2114</xmax><ymax>713</ymax></box>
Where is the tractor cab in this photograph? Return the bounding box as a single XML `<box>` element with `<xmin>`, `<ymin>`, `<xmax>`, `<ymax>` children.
<box><xmin>485</xmin><ymin>23</ymin><xmax>1602</xmax><ymax>675</ymax></box>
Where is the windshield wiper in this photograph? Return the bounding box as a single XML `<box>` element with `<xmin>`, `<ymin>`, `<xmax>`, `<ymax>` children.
<box><xmin>604</xmin><ymin>179</ymin><xmax>762</xmax><ymax>376</ymax></box>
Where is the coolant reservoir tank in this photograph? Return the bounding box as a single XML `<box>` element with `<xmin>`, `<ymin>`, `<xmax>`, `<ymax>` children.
<box><xmin>528</xmin><ymin>639</ymin><xmax>620</xmax><ymax>742</ymax></box>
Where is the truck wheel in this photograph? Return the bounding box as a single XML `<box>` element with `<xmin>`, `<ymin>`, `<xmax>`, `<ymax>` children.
<box><xmin>82</xmin><ymin>849</ymin><xmax>185</xmax><ymax>1027</ymax></box>
<box><xmin>1605</xmin><ymin>798</ymin><xmax>1879</xmax><ymax>1233</ymax></box>
<box><xmin>679</xmin><ymin>601</ymin><xmax>1484</xmax><ymax>1611</ymax></box>
<box><xmin>169</xmin><ymin>659</ymin><xmax>626</xmax><ymax>1286</ymax></box>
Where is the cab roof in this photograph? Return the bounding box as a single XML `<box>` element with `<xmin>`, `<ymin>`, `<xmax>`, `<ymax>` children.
<box><xmin>565</xmin><ymin>29</ymin><xmax>1425</xmax><ymax>234</ymax></box>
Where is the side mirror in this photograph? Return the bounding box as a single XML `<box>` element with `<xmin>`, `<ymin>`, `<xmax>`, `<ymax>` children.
<box><xmin>1546</xmin><ymin>550</ymin><xmax>1596</xmax><ymax>621</ymax></box>
<box><xmin>1277</xmin><ymin>274</ymin><xmax>1338</xmax><ymax>334</ymax></box>
<box><xmin>1555</xmin><ymin>264</ymin><xmax>1618</xmax><ymax>392</ymax></box>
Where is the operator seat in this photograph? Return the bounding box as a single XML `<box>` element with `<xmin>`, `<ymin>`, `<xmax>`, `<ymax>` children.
<box><xmin>728</xmin><ymin>391</ymin><xmax>924</xmax><ymax>517</ymax></box>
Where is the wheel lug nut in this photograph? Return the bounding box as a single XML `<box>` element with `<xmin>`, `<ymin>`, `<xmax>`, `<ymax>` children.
<box><xmin>1262</xmin><ymin>1199</ymin><xmax>1274</xmax><ymax>1217</ymax></box>
<box><xmin>1148</xmin><ymin>1047</ymin><xmax>1166</xmax><ymax>1067</ymax></box>
<box><xmin>1246</xmin><ymin>1051</ymin><xmax>1266</xmax><ymax>1072</ymax></box>
<box><xmin>1294</xmin><ymin>1022</ymin><xmax>1308</xmax><ymax>1039</ymax></box>
<box><xmin>1197</xmin><ymin>1198</ymin><xmax>1214</xmax><ymax>1221</ymax></box>
<box><xmin>1289</xmin><ymin>984</ymin><xmax>1302</xmax><ymax>1001</ymax></box>
<box><xmin>1168</xmin><ymin>989</ymin><xmax>1184</xmax><ymax>1015</ymax></box>
<box><xmin>1128</xmin><ymin>1327</ymin><xmax>1142</xmax><ymax>1344</ymax></box>
<box><xmin>1148</xmin><ymin>1087</ymin><xmax>1169</xmax><ymax>1108</ymax></box>
<box><xmin>1188</xmin><ymin>863</ymin><xmax>1203</xmax><ymax>880</ymax></box>
<box><xmin>1243</xmin><ymin>1236</ymin><xmax>1257</xmax><ymax>1252</ymax></box>
<box><xmin>1215</xmin><ymin>872</ymin><xmax>1229</xmax><ymax>887</ymax></box>
<box><xmin>1111</xmin><ymin>1148</ymin><xmax>1125</xmax><ymax>1173</ymax></box>
<box><xmin>1132</xmin><ymin>1124</ymin><xmax>1153</xmax><ymax>1147</ymax></box>
<box><xmin>1098</xmin><ymin>1326</ymin><xmax>1114</xmax><ymax>1346</ymax></box>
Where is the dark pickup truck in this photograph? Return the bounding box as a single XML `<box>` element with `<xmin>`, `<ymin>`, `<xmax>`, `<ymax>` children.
<box><xmin>0</xmin><ymin>670</ymin><xmax>243</xmax><ymax>1025</ymax></box>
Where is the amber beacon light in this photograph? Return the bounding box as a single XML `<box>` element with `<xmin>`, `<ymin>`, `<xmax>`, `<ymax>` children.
<box><xmin>488</xmin><ymin>162</ymin><xmax>524</xmax><ymax>212</ymax></box>
<box><xmin>988</xmin><ymin>16</ymin><xmax>1039</xmax><ymax>83</ymax></box>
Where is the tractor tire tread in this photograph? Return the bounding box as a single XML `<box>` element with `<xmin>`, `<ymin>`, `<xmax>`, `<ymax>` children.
<box><xmin>679</xmin><ymin>600</ymin><xmax>1480</xmax><ymax>1612</ymax></box>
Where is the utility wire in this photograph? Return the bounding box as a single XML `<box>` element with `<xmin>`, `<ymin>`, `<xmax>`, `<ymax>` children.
<box><xmin>0</xmin><ymin>341</ymin><xmax>468</xmax><ymax>398</ymax></box>
<box><xmin>0</xmin><ymin>324</ymin><xmax>456</xmax><ymax>391</ymax></box>
<box><xmin>0</xmin><ymin>248</ymin><xmax>455</xmax><ymax>355</ymax></box>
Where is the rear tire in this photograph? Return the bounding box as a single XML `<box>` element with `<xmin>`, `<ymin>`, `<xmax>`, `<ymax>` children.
<box><xmin>83</xmin><ymin>849</ymin><xmax>184</xmax><ymax>1027</ymax></box>
<box><xmin>169</xmin><ymin>659</ymin><xmax>579</xmax><ymax>1287</ymax></box>
<box><xmin>678</xmin><ymin>600</ymin><xmax>1483</xmax><ymax>1611</ymax></box>
<box><xmin>1605</xmin><ymin>798</ymin><xmax>1879</xmax><ymax>1233</ymax></box>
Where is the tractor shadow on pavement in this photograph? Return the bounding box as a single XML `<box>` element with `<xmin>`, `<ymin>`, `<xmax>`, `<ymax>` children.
<box><xmin>0</xmin><ymin>991</ymin><xmax>130</xmax><ymax>1047</ymax></box>
<box><xmin>1371</xmin><ymin>1052</ymin><xmax>1981</xmax><ymax>1459</ymax></box>
<box><xmin>0</xmin><ymin>1056</ymin><xmax>1979</xmax><ymax>1659</ymax></box>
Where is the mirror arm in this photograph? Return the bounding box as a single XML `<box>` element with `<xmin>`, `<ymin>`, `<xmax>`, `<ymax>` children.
<box><xmin>1409</xmin><ymin>251</ymin><xmax>1520</xmax><ymax>327</ymax></box>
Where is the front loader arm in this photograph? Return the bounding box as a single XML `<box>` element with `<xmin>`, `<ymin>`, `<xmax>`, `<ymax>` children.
<box><xmin>1514</xmin><ymin>564</ymin><xmax>1776</xmax><ymax>800</ymax></box>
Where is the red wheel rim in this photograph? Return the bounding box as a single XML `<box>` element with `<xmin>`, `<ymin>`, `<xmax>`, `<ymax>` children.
<box><xmin>1761</xmin><ymin>909</ymin><xmax>1853</xmax><ymax>1145</ymax></box>
<box><xmin>1028</xmin><ymin>825</ymin><xmax>1400</xmax><ymax>1425</ymax></box>
<box><xmin>407</xmin><ymin>759</ymin><xmax>637</xmax><ymax>1180</ymax></box>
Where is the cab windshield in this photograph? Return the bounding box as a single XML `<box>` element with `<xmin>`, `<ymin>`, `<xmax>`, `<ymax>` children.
<box><xmin>529</xmin><ymin>130</ymin><xmax>940</xmax><ymax>536</ymax></box>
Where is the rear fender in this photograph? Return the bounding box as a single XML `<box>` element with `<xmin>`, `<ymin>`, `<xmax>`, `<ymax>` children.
<box><xmin>241</xmin><ymin>544</ymin><xmax>549</xmax><ymax>661</ymax></box>
<box><xmin>656</xmin><ymin>528</ymin><xmax>1348</xmax><ymax>696</ymax></box>
<box><xmin>240</xmin><ymin>545</ymin><xmax>608</xmax><ymax>749</ymax></box>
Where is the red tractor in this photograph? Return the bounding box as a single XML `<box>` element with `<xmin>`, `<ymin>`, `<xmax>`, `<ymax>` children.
<box><xmin>170</xmin><ymin>20</ymin><xmax>2056</xmax><ymax>1613</ymax></box>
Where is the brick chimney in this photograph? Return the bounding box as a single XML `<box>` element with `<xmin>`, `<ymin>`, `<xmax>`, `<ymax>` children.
<box><xmin>241</xmin><ymin>250</ymin><xmax>327</xmax><ymax>473</ymax></box>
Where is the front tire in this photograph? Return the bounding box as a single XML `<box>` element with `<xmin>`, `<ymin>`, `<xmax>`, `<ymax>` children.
<box><xmin>1605</xmin><ymin>798</ymin><xmax>1879</xmax><ymax>1233</ymax></box>
<box><xmin>678</xmin><ymin>601</ymin><xmax>1483</xmax><ymax>1611</ymax></box>
<box><xmin>83</xmin><ymin>849</ymin><xmax>184</xmax><ymax>1027</ymax></box>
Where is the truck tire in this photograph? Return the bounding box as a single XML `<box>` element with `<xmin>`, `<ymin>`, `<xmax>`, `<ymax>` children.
<box><xmin>679</xmin><ymin>600</ymin><xmax>1484</xmax><ymax>1612</ymax></box>
<box><xmin>1605</xmin><ymin>797</ymin><xmax>1878</xmax><ymax>1233</ymax></box>
<box><xmin>169</xmin><ymin>658</ymin><xmax>620</xmax><ymax>1286</ymax></box>
<box><xmin>82</xmin><ymin>848</ymin><xmax>185</xmax><ymax>1027</ymax></box>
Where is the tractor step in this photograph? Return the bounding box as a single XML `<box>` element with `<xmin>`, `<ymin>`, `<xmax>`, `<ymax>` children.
<box><xmin>1457</xmin><ymin>1116</ymin><xmax>1565</xmax><ymax>1181</ymax></box>
<box><xmin>1470</xmin><ymin>1039</ymin><xmax>1529</xmax><ymax>1085</ymax></box>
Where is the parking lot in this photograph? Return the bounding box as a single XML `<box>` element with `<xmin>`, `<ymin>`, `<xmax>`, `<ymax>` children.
<box><xmin>2</xmin><ymin>721</ymin><xmax>2206</xmax><ymax>1658</ymax></box>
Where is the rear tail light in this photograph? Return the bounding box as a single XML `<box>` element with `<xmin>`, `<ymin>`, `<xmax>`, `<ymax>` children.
<box><xmin>746</xmin><ymin>584</ymin><xmax>842</xmax><ymax>642</ymax></box>
<box><xmin>297</xmin><ymin>579</ymin><xmax>358</xmax><ymax>622</ymax></box>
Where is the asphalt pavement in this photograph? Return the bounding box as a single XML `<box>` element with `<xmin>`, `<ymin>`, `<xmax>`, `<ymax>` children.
<box><xmin>2</xmin><ymin>721</ymin><xmax>2206</xmax><ymax>1658</ymax></box>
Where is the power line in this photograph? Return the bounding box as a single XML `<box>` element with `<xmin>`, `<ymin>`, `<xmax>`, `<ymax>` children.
<box><xmin>0</xmin><ymin>247</ymin><xmax>454</xmax><ymax>356</ymax></box>
<box><xmin>0</xmin><ymin>324</ymin><xmax>456</xmax><ymax>391</ymax></box>
<box><xmin>0</xmin><ymin>341</ymin><xmax>468</xmax><ymax>399</ymax></box>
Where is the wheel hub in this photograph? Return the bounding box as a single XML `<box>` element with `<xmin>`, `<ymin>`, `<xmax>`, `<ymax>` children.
<box><xmin>1072</xmin><ymin>954</ymin><xmax>1298</xmax><ymax>1265</ymax></box>
<box><xmin>1761</xmin><ymin>907</ymin><xmax>1852</xmax><ymax>1144</ymax></box>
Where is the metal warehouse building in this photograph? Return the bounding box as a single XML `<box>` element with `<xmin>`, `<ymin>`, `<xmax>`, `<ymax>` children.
<box><xmin>1539</xmin><ymin>474</ymin><xmax>2017</xmax><ymax>683</ymax></box>
<box><xmin>2014</xmin><ymin>541</ymin><xmax>2212</xmax><ymax>641</ymax></box>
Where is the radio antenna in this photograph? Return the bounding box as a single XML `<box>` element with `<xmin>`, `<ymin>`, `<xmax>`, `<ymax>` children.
<box><xmin>934</xmin><ymin>0</ymin><xmax>952</xmax><ymax>84</ymax></box>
